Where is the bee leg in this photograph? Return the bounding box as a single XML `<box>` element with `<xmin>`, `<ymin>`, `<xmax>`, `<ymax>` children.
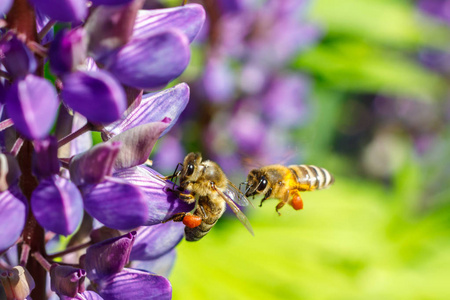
<box><xmin>179</xmin><ymin>192</ymin><xmax>196</xmax><ymax>204</ymax></box>
<box><xmin>275</xmin><ymin>202</ymin><xmax>286</xmax><ymax>216</ymax></box>
<box><xmin>163</xmin><ymin>212</ymin><xmax>186</xmax><ymax>223</ymax></box>
<box><xmin>259</xmin><ymin>188</ymin><xmax>272</xmax><ymax>207</ymax></box>
<box><xmin>275</xmin><ymin>190</ymin><xmax>289</xmax><ymax>216</ymax></box>
<box><xmin>168</xmin><ymin>188</ymin><xmax>196</xmax><ymax>204</ymax></box>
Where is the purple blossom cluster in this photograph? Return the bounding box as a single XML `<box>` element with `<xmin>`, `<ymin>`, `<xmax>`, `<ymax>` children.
<box><xmin>154</xmin><ymin>0</ymin><xmax>321</xmax><ymax>175</ymax></box>
<box><xmin>0</xmin><ymin>0</ymin><xmax>205</xmax><ymax>299</ymax></box>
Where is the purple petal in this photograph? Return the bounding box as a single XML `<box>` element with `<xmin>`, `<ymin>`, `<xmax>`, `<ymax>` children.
<box><xmin>132</xmin><ymin>249</ymin><xmax>176</xmax><ymax>278</ymax></box>
<box><xmin>104</xmin><ymin>83</ymin><xmax>190</xmax><ymax>138</ymax></box>
<box><xmin>108</xmin><ymin>121</ymin><xmax>169</xmax><ymax>170</ymax></box>
<box><xmin>0</xmin><ymin>0</ymin><xmax>12</xmax><ymax>15</ymax></box>
<box><xmin>82</xmin><ymin>178</ymin><xmax>149</xmax><ymax>230</ymax></box>
<box><xmin>33</xmin><ymin>136</ymin><xmax>60</xmax><ymax>178</ymax></box>
<box><xmin>97</xmin><ymin>268</ymin><xmax>171</xmax><ymax>300</ymax></box>
<box><xmin>35</xmin><ymin>8</ymin><xmax>54</xmax><ymax>44</ymax></box>
<box><xmin>85</xmin><ymin>232</ymin><xmax>136</xmax><ymax>282</ymax></box>
<box><xmin>31</xmin><ymin>176</ymin><xmax>83</xmax><ymax>236</ymax></box>
<box><xmin>0</xmin><ymin>35</ymin><xmax>37</xmax><ymax>79</ymax></box>
<box><xmin>0</xmin><ymin>153</ymin><xmax>21</xmax><ymax>192</ymax></box>
<box><xmin>106</xmin><ymin>29</ymin><xmax>190</xmax><ymax>90</ymax></box>
<box><xmin>69</xmin><ymin>141</ymin><xmax>120</xmax><ymax>186</ymax></box>
<box><xmin>114</xmin><ymin>165</ymin><xmax>194</xmax><ymax>225</ymax></box>
<box><xmin>91</xmin><ymin>0</ymin><xmax>134</xmax><ymax>5</ymax></box>
<box><xmin>133</xmin><ymin>4</ymin><xmax>205</xmax><ymax>43</ymax></box>
<box><xmin>70</xmin><ymin>113</ymin><xmax>93</xmax><ymax>156</ymax></box>
<box><xmin>49</xmin><ymin>28</ymin><xmax>87</xmax><ymax>76</ymax></box>
<box><xmin>74</xmin><ymin>291</ymin><xmax>104</xmax><ymax>300</ymax></box>
<box><xmin>61</xmin><ymin>70</ymin><xmax>127</xmax><ymax>124</ymax></box>
<box><xmin>86</xmin><ymin>1</ymin><xmax>143</xmax><ymax>61</ymax></box>
<box><xmin>130</xmin><ymin>222</ymin><xmax>184</xmax><ymax>261</ymax></box>
<box><xmin>50</xmin><ymin>264</ymin><xmax>86</xmax><ymax>297</ymax></box>
<box><xmin>0</xmin><ymin>186</ymin><xmax>27</xmax><ymax>252</ymax></box>
<box><xmin>55</xmin><ymin>109</ymin><xmax>93</xmax><ymax>158</ymax></box>
<box><xmin>6</xmin><ymin>74</ymin><xmax>59</xmax><ymax>140</ymax></box>
<box><xmin>28</xmin><ymin>0</ymin><xmax>87</xmax><ymax>22</ymax></box>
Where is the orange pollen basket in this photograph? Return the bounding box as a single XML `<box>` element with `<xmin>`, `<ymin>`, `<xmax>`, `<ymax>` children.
<box><xmin>183</xmin><ymin>214</ymin><xmax>202</xmax><ymax>228</ymax></box>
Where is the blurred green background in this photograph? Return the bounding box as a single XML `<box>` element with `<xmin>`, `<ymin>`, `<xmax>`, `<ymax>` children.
<box><xmin>161</xmin><ymin>0</ymin><xmax>450</xmax><ymax>299</ymax></box>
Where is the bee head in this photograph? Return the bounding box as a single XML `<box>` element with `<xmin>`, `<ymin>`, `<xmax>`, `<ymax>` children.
<box><xmin>245</xmin><ymin>169</ymin><xmax>268</xmax><ymax>197</ymax></box>
<box><xmin>180</xmin><ymin>152</ymin><xmax>203</xmax><ymax>188</ymax></box>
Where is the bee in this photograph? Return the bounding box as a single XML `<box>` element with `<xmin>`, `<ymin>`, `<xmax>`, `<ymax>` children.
<box><xmin>166</xmin><ymin>152</ymin><xmax>254</xmax><ymax>241</ymax></box>
<box><xmin>242</xmin><ymin>164</ymin><xmax>334</xmax><ymax>215</ymax></box>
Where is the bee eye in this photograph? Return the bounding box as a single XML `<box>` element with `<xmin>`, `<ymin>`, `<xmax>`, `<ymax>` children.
<box><xmin>186</xmin><ymin>164</ymin><xmax>195</xmax><ymax>176</ymax></box>
<box><xmin>257</xmin><ymin>177</ymin><xmax>268</xmax><ymax>191</ymax></box>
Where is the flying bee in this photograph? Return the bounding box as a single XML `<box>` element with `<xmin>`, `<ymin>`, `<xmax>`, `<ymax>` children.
<box><xmin>242</xmin><ymin>164</ymin><xmax>334</xmax><ymax>215</ymax></box>
<box><xmin>166</xmin><ymin>152</ymin><xmax>254</xmax><ymax>241</ymax></box>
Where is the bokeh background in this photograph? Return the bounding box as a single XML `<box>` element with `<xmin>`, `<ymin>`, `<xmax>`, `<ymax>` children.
<box><xmin>151</xmin><ymin>0</ymin><xmax>450</xmax><ymax>299</ymax></box>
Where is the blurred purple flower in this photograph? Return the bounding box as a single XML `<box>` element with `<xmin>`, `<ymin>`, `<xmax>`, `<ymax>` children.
<box><xmin>0</xmin><ymin>0</ymin><xmax>12</xmax><ymax>15</ymax></box>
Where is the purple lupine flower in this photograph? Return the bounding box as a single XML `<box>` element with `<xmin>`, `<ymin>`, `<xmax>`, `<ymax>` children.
<box><xmin>1</xmin><ymin>2</ymin><xmax>205</xmax><ymax>299</ymax></box>
<box><xmin>84</xmin><ymin>232</ymin><xmax>172</xmax><ymax>300</ymax></box>
<box><xmin>0</xmin><ymin>0</ymin><xmax>12</xmax><ymax>15</ymax></box>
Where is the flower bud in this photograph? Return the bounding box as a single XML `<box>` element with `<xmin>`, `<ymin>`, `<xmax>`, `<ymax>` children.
<box><xmin>0</xmin><ymin>266</ymin><xmax>35</xmax><ymax>300</ymax></box>
<box><xmin>50</xmin><ymin>264</ymin><xmax>86</xmax><ymax>298</ymax></box>
<box><xmin>85</xmin><ymin>231</ymin><xmax>136</xmax><ymax>282</ymax></box>
<box><xmin>49</xmin><ymin>28</ymin><xmax>88</xmax><ymax>76</ymax></box>
<box><xmin>0</xmin><ymin>35</ymin><xmax>37</xmax><ymax>79</ymax></box>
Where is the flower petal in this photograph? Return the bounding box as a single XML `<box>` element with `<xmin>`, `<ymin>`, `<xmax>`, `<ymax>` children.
<box><xmin>133</xmin><ymin>4</ymin><xmax>205</xmax><ymax>43</ymax></box>
<box><xmin>114</xmin><ymin>166</ymin><xmax>194</xmax><ymax>225</ymax></box>
<box><xmin>85</xmin><ymin>1</ymin><xmax>143</xmax><ymax>61</ymax></box>
<box><xmin>36</xmin><ymin>8</ymin><xmax>54</xmax><ymax>44</ymax></box>
<box><xmin>0</xmin><ymin>186</ymin><xmax>27</xmax><ymax>252</ymax></box>
<box><xmin>132</xmin><ymin>249</ymin><xmax>176</xmax><ymax>278</ymax></box>
<box><xmin>69</xmin><ymin>141</ymin><xmax>120</xmax><ymax>186</ymax></box>
<box><xmin>50</xmin><ymin>264</ymin><xmax>86</xmax><ymax>298</ymax></box>
<box><xmin>0</xmin><ymin>35</ymin><xmax>37</xmax><ymax>79</ymax></box>
<box><xmin>130</xmin><ymin>222</ymin><xmax>184</xmax><ymax>261</ymax></box>
<box><xmin>61</xmin><ymin>70</ymin><xmax>127</xmax><ymax>124</ymax></box>
<box><xmin>0</xmin><ymin>266</ymin><xmax>35</xmax><ymax>300</ymax></box>
<box><xmin>85</xmin><ymin>232</ymin><xmax>136</xmax><ymax>282</ymax></box>
<box><xmin>6</xmin><ymin>74</ymin><xmax>59</xmax><ymax>140</ymax></box>
<box><xmin>104</xmin><ymin>83</ymin><xmax>189</xmax><ymax>138</ymax></box>
<box><xmin>31</xmin><ymin>176</ymin><xmax>83</xmax><ymax>236</ymax></box>
<box><xmin>91</xmin><ymin>0</ymin><xmax>134</xmax><ymax>5</ymax></box>
<box><xmin>106</xmin><ymin>29</ymin><xmax>190</xmax><ymax>90</ymax></box>
<box><xmin>97</xmin><ymin>268</ymin><xmax>171</xmax><ymax>300</ymax></box>
<box><xmin>28</xmin><ymin>0</ymin><xmax>87</xmax><ymax>22</ymax></box>
<box><xmin>0</xmin><ymin>0</ymin><xmax>12</xmax><ymax>15</ymax></box>
<box><xmin>108</xmin><ymin>121</ymin><xmax>169</xmax><ymax>170</ymax></box>
<box><xmin>49</xmin><ymin>28</ymin><xmax>87</xmax><ymax>76</ymax></box>
<box><xmin>74</xmin><ymin>291</ymin><xmax>104</xmax><ymax>300</ymax></box>
<box><xmin>33</xmin><ymin>136</ymin><xmax>60</xmax><ymax>178</ymax></box>
<box><xmin>82</xmin><ymin>178</ymin><xmax>149</xmax><ymax>230</ymax></box>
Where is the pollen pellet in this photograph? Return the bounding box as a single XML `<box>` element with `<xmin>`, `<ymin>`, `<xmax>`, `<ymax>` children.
<box><xmin>291</xmin><ymin>194</ymin><xmax>303</xmax><ymax>210</ymax></box>
<box><xmin>183</xmin><ymin>214</ymin><xmax>202</xmax><ymax>228</ymax></box>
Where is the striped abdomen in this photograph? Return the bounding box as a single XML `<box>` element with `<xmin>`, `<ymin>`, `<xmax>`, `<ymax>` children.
<box><xmin>288</xmin><ymin>165</ymin><xmax>334</xmax><ymax>191</ymax></box>
<box><xmin>185</xmin><ymin>196</ymin><xmax>226</xmax><ymax>242</ymax></box>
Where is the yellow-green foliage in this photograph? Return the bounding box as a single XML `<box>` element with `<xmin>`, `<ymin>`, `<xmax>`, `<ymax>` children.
<box><xmin>171</xmin><ymin>177</ymin><xmax>450</xmax><ymax>300</ymax></box>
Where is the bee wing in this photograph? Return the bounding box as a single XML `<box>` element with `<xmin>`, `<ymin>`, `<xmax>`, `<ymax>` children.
<box><xmin>225</xmin><ymin>181</ymin><xmax>254</xmax><ymax>208</ymax></box>
<box><xmin>213</xmin><ymin>185</ymin><xmax>254</xmax><ymax>236</ymax></box>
